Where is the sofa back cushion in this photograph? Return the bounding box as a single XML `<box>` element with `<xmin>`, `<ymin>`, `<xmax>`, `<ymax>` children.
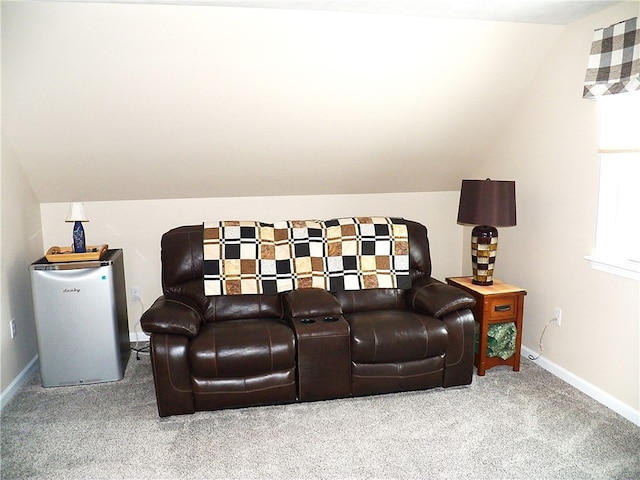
<box><xmin>160</xmin><ymin>220</ymin><xmax>432</xmax><ymax>322</ymax></box>
<box><xmin>333</xmin><ymin>288</ymin><xmax>408</xmax><ymax>314</ymax></box>
<box><xmin>161</xmin><ymin>225</ymin><xmax>282</xmax><ymax>322</ymax></box>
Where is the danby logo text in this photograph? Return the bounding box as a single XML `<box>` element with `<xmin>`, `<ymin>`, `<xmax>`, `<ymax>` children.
<box><xmin>62</xmin><ymin>288</ymin><xmax>80</xmax><ymax>293</ymax></box>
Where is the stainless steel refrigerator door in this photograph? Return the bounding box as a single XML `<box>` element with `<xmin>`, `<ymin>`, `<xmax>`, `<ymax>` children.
<box><xmin>30</xmin><ymin>262</ymin><xmax>125</xmax><ymax>386</ymax></box>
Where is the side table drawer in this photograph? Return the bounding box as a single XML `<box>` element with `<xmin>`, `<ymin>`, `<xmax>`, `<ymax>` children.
<box><xmin>488</xmin><ymin>296</ymin><xmax>517</xmax><ymax>321</ymax></box>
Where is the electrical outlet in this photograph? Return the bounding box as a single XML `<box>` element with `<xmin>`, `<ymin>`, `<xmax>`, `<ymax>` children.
<box><xmin>131</xmin><ymin>287</ymin><xmax>141</xmax><ymax>301</ymax></box>
<box><xmin>10</xmin><ymin>319</ymin><xmax>17</xmax><ymax>339</ymax></box>
<box><xmin>552</xmin><ymin>307</ymin><xmax>562</xmax><ymax>326</ymax></box>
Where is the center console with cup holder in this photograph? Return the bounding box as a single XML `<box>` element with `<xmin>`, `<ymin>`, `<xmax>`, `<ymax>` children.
<box><xmin>284</xmin><ymin>288</ymin><xmax>351</xmax><ymax>401</ymax></box>
<box><xmin>289</xmin><ymin>311</ymin><xmax>351</xmax><ymax>401</ymax></box>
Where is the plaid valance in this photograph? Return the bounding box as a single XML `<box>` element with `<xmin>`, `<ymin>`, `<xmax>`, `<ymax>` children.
<box><xmin>203</xmin><ymin>217</ymin><xmax>411</xmax><ymax>296</ymax></box>
<box><xmin>583</xmin><ymin>17</ymin><xmax>639</xmax><ymax>98</ymax></box>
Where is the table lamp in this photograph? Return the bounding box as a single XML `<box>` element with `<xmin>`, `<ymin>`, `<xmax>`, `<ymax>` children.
<box><xmin>457</xmin><ymin>179</ymin><xmax>516</xmax><ymax>285</ymax></box>
<box><xmin>65</xmin><ymin>202</ymin><xmax>88</xmax><ymax>253</ymax></box>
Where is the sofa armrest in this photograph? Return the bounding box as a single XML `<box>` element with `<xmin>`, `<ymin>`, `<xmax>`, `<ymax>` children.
<box><xmin>141</xmin><ymin>296</ymin><xmax>203</xmax><ymax>338</ymax></box>
<box><xmin>283</xmin><ymin>288</ymin><xmax>343</xmax><ymax>319</ymax></box>
<box><xmin>408</xmin><ymin>277</ymin><xmax>476</xmax><ymax>318</ymax></box>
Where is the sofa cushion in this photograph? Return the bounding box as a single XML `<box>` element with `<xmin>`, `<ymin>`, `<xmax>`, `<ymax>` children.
<box><xmin>204</xmin><ymin>293</ymin><xmax>283</xmax><ymax>323</ymax></box>
<box><xmin>346</xmin><ymin>311</ymin><xmax>448</xmax><ymax>363</ymax></box>
<box><xmin>333</xmin><ymin>288</ymin><xmax>407</xmax><ymax>314</ymax></box>
<box><xmin>189</xmin><ymin>319</ymin><xmax>295</xmax><ymax>378</ymax></box>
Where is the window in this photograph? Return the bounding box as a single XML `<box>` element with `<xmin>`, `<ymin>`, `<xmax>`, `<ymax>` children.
<box><xmin>587</xmin><ymin>92</ymin><xmax>640</xmax><ymax>280</ymax></box>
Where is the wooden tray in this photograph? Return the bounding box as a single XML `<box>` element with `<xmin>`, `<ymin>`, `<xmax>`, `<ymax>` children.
<box><xmin>45</xmin><ymin>244</ymin><xmax>109</xmax><ymax>263</ymax></box>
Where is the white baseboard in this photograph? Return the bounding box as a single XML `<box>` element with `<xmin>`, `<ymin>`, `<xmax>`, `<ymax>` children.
<box><xmin>0</xmin><ymin>356</ymin><xmax>39</xmax><ymax>410</ymax></box>
<box><xmin>129</xmin><ymin>331</ymin><xmax>150</xmax><ymax>343</ymax></box>
<box><xmin>521</xmin><ymin>346</ymin><xmax>640</xmax><ymax>427</ymax></box>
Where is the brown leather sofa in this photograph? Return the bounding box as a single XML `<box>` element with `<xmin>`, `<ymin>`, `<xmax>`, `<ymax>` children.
<box><xmin>141</xmin><ymin>219</ymin><xmax>476</xmax><ymax>417</ymax></box>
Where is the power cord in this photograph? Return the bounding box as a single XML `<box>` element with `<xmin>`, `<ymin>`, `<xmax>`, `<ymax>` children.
<box><xmin>129</xmin><ymin>296</ymin><xmax>150</xmax><ymax>361</ymax></box>
<box><xmin>527</xmin><ymin>318</ymin><xmax>555</xmax><ymax>361</ymax></box>
<box><xmin>132</xmin><ymin>341</ymin><xmax>150</xmax><ymax>361</ymax></box>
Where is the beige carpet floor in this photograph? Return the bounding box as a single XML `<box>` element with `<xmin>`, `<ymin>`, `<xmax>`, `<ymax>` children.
<box><xmin>1</xmin><ymin>352</ymin><xmax>639</xmax><ymax>479</ymax></box>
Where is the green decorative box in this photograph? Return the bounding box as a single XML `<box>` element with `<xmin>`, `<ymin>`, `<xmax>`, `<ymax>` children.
<box><xmin>475</xmin><ymin>322</ymin><xmax>517</xmax><ymax>360</ymax></box>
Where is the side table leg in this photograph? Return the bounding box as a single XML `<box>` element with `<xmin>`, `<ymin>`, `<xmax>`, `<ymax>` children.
<box><xmin>477</xmin><ymin>320</ymin><xmax>489</xmax><ymax>376</ymax></box>
<box><xmin>512</xmin><ymin>295</ymin><xmax>525</xmax><ymax>372</ymax></box>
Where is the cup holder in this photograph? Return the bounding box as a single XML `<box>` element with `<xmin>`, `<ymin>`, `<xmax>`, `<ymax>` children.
<box><xmin>299</xmin><ymin>316</ymin><xmax>341</xmax><ymax>324</ymax></box>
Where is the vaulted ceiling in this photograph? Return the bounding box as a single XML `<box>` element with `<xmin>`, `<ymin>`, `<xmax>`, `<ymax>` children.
<box><xmin>1</xmin><ymin>1</ymin><xmax>620</xmax><ymax>202</ymax></box>
<box><xmin>37</xmin><ymin>0</ymin><xmax>622</xmax><ymax>24</ymax></box>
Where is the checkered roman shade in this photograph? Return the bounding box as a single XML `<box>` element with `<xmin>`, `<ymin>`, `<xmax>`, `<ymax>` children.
<box><xmin>583</xmin><ymin>17</ymin><xmax>639</xmax><ymax>98</ymax></box>
<box><xmin>203</xmin><ymin>217</ymin><xmax>411</xmax><ymax>296</ymax></box>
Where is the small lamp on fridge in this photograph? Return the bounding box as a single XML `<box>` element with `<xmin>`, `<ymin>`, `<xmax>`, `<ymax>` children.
<box><xmin>65</xmin><ymin>203</ymin><xmax>88</xmax><ymax>253</ymax></box>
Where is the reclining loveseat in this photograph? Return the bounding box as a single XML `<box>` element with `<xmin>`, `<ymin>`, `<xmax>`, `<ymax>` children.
<box><xmin>141</xmin><ymin>217</ymin><xmax>476</xmax><ymax>417</ymax></box>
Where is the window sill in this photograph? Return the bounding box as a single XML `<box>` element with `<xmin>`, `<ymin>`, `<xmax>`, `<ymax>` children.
<box><xmin>585</xmin><ymin>256</ymin><xmax>640</xmax><ymax>281</ymax></box>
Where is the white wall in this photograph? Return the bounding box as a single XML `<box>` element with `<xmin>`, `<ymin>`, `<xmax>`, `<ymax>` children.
<box><xmin>40</xmin><ymin>192</ymin><xmax>464</xmax><ymax>337</ymax></box>
<box><xmin>3</xmin><ymin>1</ymin><xmax>562</xmax><ymax>202</ymax></box>
<box><xmin>478</xmin><ymin>2</ymin><xmax>639</xmax><ymax>420</ymax></box>
<box><xmin>0</xmin><ymin>137</ymin><xmax>43</xmax><ymax>399</ymax></box>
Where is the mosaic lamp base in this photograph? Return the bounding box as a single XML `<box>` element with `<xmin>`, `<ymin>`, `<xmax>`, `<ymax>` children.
<box><xmin>471</xmin><ymin>225</ymin><xmax>498</xmax><ymax>286</ymax></box>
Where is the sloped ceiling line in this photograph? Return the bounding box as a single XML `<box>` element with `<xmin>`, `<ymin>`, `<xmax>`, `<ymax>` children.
<box><xmin>2</xmin><ymin>1</ymin><xmax>618</xmax><ymax>202</ymax></box>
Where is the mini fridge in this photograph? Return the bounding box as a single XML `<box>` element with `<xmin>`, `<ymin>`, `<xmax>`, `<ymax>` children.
<box><xmin>29</xmin><ymin>249</ymin><xmax>130</xmax><ymax>387</ymax></box>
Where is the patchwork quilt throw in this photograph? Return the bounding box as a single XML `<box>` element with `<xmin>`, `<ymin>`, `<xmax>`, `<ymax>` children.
<box><xmin>203</xmin><ymin>217</ymin><xmax>411</xmax><ymax>296</ymax></box>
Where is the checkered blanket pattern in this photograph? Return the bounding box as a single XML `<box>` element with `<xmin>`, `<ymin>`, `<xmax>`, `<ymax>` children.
<box><xmin>583</xmin><ymin>17</ymin><xmax>639</xmax><ymax>98</ymax></box>
<box><xmin>203</xmin><ymin>217</ymin><xmax>411</xmax><ymax>295</ymax></box>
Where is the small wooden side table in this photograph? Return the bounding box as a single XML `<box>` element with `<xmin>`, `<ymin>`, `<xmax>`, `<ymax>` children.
<box><xmin>446</xmin><ymin>277</ymin><xmax>526</xmax><ymax>376</ymax></box>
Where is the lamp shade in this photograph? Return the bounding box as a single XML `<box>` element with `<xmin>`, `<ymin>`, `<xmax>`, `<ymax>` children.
<box><xmin>65</xmin><ymin>203</ymin><xmax>88</xmax><ymax>223</ymax></box>
<box><xmin>457</xmin><ymin>179</ymin><xmax>516</xmax><ymax>227</ymax></box>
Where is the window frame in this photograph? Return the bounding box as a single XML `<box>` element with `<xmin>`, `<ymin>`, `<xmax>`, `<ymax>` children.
<box><xmin>586</xmin><ymin>152</ymin><xmax>640</xmax><ymax>281</ymax></box>
<box><xmin>585</xmin><ymin>92</ymin><xmax>640</xmax><ymax>281</ymax></box>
